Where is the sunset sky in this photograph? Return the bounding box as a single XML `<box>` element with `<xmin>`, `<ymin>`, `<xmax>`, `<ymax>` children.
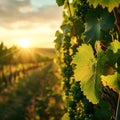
<box><xmin>0</xmin><ymin>0</ymin><xmax>63</xmax><ymax>48</ymax></box>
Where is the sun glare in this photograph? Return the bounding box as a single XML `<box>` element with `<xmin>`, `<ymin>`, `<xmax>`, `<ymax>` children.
<box><xmin>17</xmin><ymin>38</ymin><xmax>32</xmax><ymax>48</ymax></box>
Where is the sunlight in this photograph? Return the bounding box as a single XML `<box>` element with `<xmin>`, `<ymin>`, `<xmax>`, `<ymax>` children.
<box><xmin>17</xmin><ymin>38</ymin><xmax>32</xmax><ymax>48</ymax></box>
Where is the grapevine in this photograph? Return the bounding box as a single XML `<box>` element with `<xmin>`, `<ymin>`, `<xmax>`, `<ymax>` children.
<box><xmin>0</xmin><ymin>43</ymin><xmax>50</xmax><ymax>90</ymax></box>
<box><xmin>55</xmin><ymin>0</ymin><xmax>120</xmax><ymax>119</ymax></box>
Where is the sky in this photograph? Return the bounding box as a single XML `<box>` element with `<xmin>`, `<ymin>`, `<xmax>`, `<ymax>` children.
<box><xmin>0</xmin><ymin>0</ymin><xmax>63</xmax><ymax>48</ymax></box>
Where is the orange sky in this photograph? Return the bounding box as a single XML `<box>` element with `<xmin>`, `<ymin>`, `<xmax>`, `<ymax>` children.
<box><xmin>0</xmin><ymin>0</ymin><xmax>63</xmax><ymax>48</ymax></box>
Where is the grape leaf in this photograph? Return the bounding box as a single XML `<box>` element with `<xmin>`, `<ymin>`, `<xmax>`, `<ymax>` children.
<box><xmin>106</xmin><ymin>40</ymin><xmax>120</xmax><ymax>66</ymax></box>
<box><xmin>101</xmin><ymin>40</ymin><xmax>120</xmax><ymax>93</ymax></box>
<box><xmin>87</xmin><ymin>0</ymin><xmax>120</xmax><ymax>12</ymax></box>
<box><xmin>101</xmin><ymin>72</ymin><xmax>120</xmax><ymax>93</ymax></box>
<box><xmin>73</xmin><ymin>44</ymin><xmax>106</xmax><ymax>104</ymax></box>
<box><xmin>61</xmin><ymin>113</ymin><xmax>70</xmax><ymax>120</ymax></box>
<box><xmin>56</xmin><ymin>0</ymin><xmax>65</xmax><ymax>6</ymax></box>
<box><xmin>108</xmin><ymin>40</ymin><xmax>120</xmax><ymax>53</ymax></box>
<box><xmin>73</xmin><ymin>19</ymin><xmax>85</xmax><ymax>36</ymax></box>
<box><xmin>54</xmin><ymin>31</ymin><xmax>63</xmax><ymax>51</ymax></box>
<box><xmin>84</xmin><ymin>7</ymin><xmax>115</xmax><ymax>44</ymax></box>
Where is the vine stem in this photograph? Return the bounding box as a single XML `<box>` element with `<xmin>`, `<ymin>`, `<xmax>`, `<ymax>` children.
<box><xmin>115</xmin><ymin>93</ymin><xmax>120</xmax><ymax>120</ymax></box>
<box><xmin>66</xmin><ymin>0</ymin><xmax>72</xmax><ymax>17</ymax></box>
<box><xmin>113</xmin><ymin>7</ymin><xmax>120</xmax><ymax>34</ymax></box>
<box><xmin>66</xmin><ymin>0</ymin><xmax>79</xmax><ymax>40</ymax></box>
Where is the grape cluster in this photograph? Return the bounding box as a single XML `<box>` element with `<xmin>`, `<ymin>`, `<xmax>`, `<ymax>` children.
<box><xmin>73</xmin><ymin>0</ymin><xmax>90</xmax><ymax>22</ymax></box>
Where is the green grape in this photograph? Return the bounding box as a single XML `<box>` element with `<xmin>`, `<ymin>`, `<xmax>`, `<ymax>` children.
<box><xmin>67</xmin><ymin>100</ymin><xmax>76</xmax><ymax>109</ymax></box>
<box><xmin>63</xmin><ymin>53</ymin><xmax>72</xmax><ymax>64</ymax></box>
<box><xmin>71</xmin><ymin>82</ymin><xmax>84</xmax><ymax>101</ymax></box>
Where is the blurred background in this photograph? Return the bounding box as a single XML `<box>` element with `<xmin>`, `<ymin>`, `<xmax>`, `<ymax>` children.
<box><xmin>0</xmin><ymin>0</ymin><xmax>65</xmax><ymax>120</ymax></box>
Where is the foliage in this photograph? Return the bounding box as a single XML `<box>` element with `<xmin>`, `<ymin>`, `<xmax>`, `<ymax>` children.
<box><xmin>56</xmin><ymin>0</ymin><xmax>65</xmax><ymax>6</ymax></box>
<box><xmin>87</xmin><ymin>0</ymin><xmax>120</xmax><ymax>12</ymax></box>
<box><xmin>55</xmin><ymin>0</ymin><xmax>120</xmax><ymax>119</ymax></box>
<box><xmin>73</xmin><ymin>44</ymin><xmax>102</xmax><ymax>104</ymax></box>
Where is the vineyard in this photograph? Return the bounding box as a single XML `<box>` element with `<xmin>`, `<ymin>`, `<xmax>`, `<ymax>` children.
<box><xmin>0</xmin><ymin>43</ymin><xmax>65</xmax><ymax>120</ymax></box>
<box><xmin>1</xmin><ymin>0</ymin><xmax>120</xmax><ymax>120</ymax></box>
<box><xmin>0</xmin><ymin>42</ymin><xmax>50</xmax><ymax>90</ymax></box>
<box><xmin>55</xmin><ymin>0</ymin><xmax>120</xmax><ymax>120</ymax></box>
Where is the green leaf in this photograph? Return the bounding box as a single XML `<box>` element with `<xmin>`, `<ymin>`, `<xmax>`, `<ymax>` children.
<box><xmin>54</xmin><ymin>31</ymin><xmax>63</xmax><ymax>51</ymax></box>
<box><xmin>101</xmin><ymin>72</ymin><xmax>120</xmax><ymax>93</ymax></box>
<box><xmin>106</xmin><ymin>40</ymin><xmax>120</xmax><ymax>66</ymax></box>
<box><xmin>56</xmin><ymin>0</ymin><xmax>65</xmax><ymax>6</ymax></box>
<box><xmin>61</xmin><ymin>113</ymin><xmax>70</xmax><ymax>120</ymax></box>
<box><xmin>73</xmin><ymin>44</ymin><xmax>105</xmax><ymax>104</ymax></box>
<box><xmin>87</xmin><ymin>0</ymin><xmax>120</xmax><ymax>12</ymax></box>
<box><xmin>101</xmin><ymin>40</ymin><xmax>120</xmax><ymax>93</ymax></box>
<box><xmin>73</xmin><ymin>19</ymin><xmax>85</xmax><ymax>36</ymax></box>
<box><xmin>108</xmin><ymin>40</ymin><xmax>120</xmax><ymax>53</ymax></box>
<box><xmin>84</xmin><ymin>7</ymin><xmax>115</xmax><ymax>44</ymax></box>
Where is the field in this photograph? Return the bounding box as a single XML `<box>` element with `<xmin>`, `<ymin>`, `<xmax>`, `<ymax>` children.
<box><xmin>0</xmin><ymin>44</ymin><xmax>65</xmax><ymax>120</ymax></box>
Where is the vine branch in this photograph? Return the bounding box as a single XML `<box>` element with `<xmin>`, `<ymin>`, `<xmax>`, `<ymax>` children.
<box><xmin>113</xmin><ymin>7</ymin><xmax>120</xmax><ymax>34</ymax></box>
<box><xmin>66</xmin><ymin>0</ymin><xmax>79</xmax><ymax>41</ymax></box>
<box><xmin>66</xmin><ymin>0</ymin><xmax>72</xmax><ymax>17</ymax></box>
<box><xmin>115</xmin><ymin>93</ymin><xmax>120</xmax><ymax>120</ymax></box>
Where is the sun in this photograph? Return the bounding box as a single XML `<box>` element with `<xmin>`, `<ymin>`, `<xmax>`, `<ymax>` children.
<box><xmin>17</xmin><ymin>38</ymin><xmax>32</xmax><ymax>48</ymax></box>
